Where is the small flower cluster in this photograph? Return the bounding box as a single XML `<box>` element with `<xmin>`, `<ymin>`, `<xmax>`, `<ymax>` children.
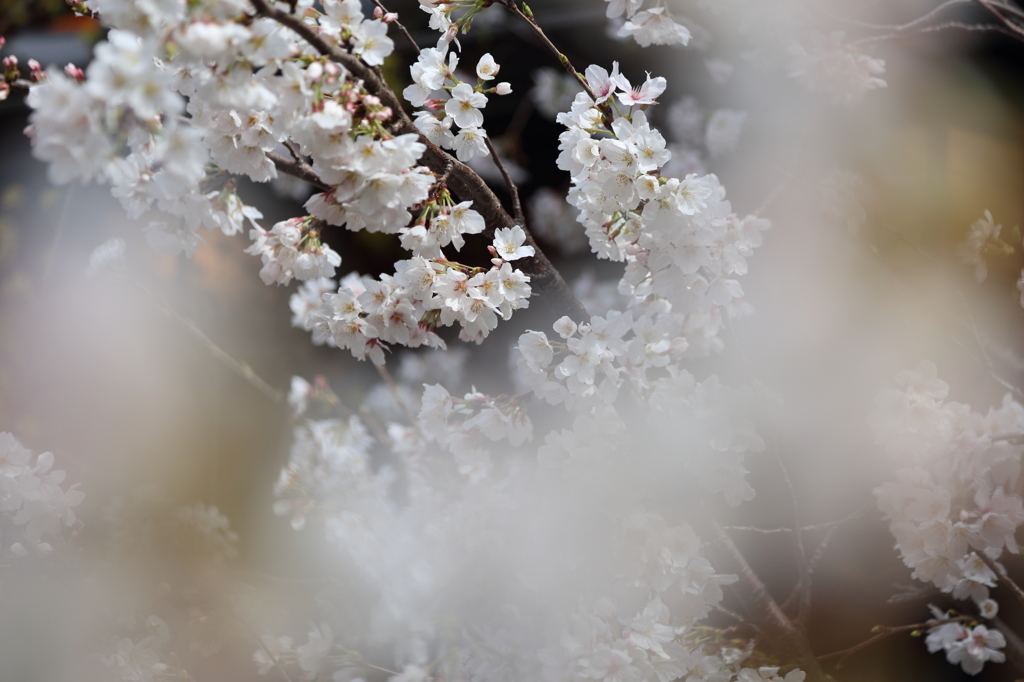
<box><xmin>305</xmin><ymin>223</ymin><xmax>531</xmax><ymax>362</ymax></box>
<box><xmin>418</xmin><ymin>383</ymin><xmax>532</xmax><ymax>478</ymax></box>
<box><xmin>246</xmin><ymin>216</ymin><xmax>341</xmax><ymax>286</ymax></box>
<box><xmin>955</xmin><ymin>210</ymin><xmax>1012</xmax><ymax>283</ymax></box>
<box><xmin>604</xmin><ymin>0</ymin><xmax>692</xmax><ymax>47</ymax></box>
<box><xmin>406</xmin><ymin>40</ymin><xmax>512</xmax><ymax>162</ymax></box>
<box><xmin>926</xmin><ymin>606</ymin><xmax>1006</xmax><ymax>675</ymax></box>
<box><xmin>0</xmin><ymin>432</ymin><xmax>85</xmax><ymax>556</ymax></box>
<box><xmin>787</xmin><ymin>31</ymin><xmax>887</xmax><ymax>106</ymax></box>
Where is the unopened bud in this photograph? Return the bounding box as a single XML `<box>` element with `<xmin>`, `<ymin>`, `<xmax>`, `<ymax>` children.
<box><xmin>495</xmin><ymin>82</ymin><xmax>512</xmax><ymax>95</ymax></box>
<box><xmin>384</xmin><ymin>12</ymin><xmax>398</xmax><ymax>23</ymax></box>
<box><xmin>64</xmin><ymin>63</ymin><xmax>85</xmax><ymax>82</ymax></box>
<box><xmin>306</xmin><ymin>61</ymin><xmax>323</xmax><ymax>81</ymax></box>
<box><xmin>424</xmin><ymin>98</ymin><xmax>445</xmax><ymax>112</ymax></box>
<box><xmin>373</xmin><ymin>6</ymin><xmax>383</xmax><ymax>19</ymax></box>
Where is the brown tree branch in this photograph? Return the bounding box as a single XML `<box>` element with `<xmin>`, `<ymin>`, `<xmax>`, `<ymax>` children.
<box><xmin>485</xmin><ymin>136</ymin><xmax>525</xmax><ymax>228</ymax></box>
<box><xmin>268</xmin><ymin>151</ymin><xmax>331</xmax><ymax>191</ymax></box>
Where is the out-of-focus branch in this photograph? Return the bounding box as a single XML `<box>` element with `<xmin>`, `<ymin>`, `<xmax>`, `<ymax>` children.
<box><xmin>993</xmin><ymin>615</ymin><xmax>1024</xmax><ymax>675</ymax></box>
<box><xmin>772</xmin><ymin>446</ymin><xmax>811</xmax><ymax>625</ymax></box>
<box><xmin>817</xmin><ymin>617</ymin><xmax>973</xmax><ymax>667</ymax></box>
<box><xmin>249</xmin><ymin>0</ymin><xmax>589</xmax><ymax>322</ymax></box>
<box><xmin>707</xmin><ymin>522</ymin><xmax>828</xmax><ymax>682</ymax></box>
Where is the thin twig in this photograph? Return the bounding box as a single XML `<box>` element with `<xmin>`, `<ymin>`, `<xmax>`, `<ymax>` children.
<box><xmin>375</xmin><ymin>363</ymin><xmax>423</xmax><ymax>437</ymax></box>
<box><xmin>978</xmin><ymin>0</ymin><xmax>1024</xmax><ymax>36</ymax></box>
<box><xmin>485</xmin><ymin>137</ymin><xmax>525</xmax><ymax>227</ymax></box>
<box><xmin>817</xmin><ymin>617</ymin><xmax>973</xmax><ymax>666</ymax></box>
<box><xmin>41</xmin><ymin>185</ymin><xmax>74</xmax><ymax>290</ymax></box>
<box><xmin>723</xmin><ymin>501</ymin><xmax>872</xmax><ymax>535</ymax></box>
<box><xmin>131</xmin><ymin>276</ymin><xmax>284</xmax><ymax>404</ymax></box>
<box><xmin>854</xmin><ymin>20</ymin><xmax>1022</xmax><ymax>45</ymax></box>
<box><xmin>820</xmin><ymin>0</ymin><xmax>971</xmax><ymax>30</ymax></box>
<box><xmin>770</xmin><ymin>443</ymin><xmax>811</xmax><ymax>625</ymax></box>
<box><xmin>240</xmin><ymin>617</ymin><xmax>296</xmax><ymax>682</ymax></box>
<box><xmin>978</xmin><ymin>552</ymin><xmax>1024</xmax><ymax>610</ymax></box>
<box><xmin>494</xmin><ymin>0</ymin><xmax>596</xmax><ymax>100</ymax></box>
<box><xmin>372</xmin><ymin>0</ymin><xmax>420</xmax><ymax>55</ymax></box>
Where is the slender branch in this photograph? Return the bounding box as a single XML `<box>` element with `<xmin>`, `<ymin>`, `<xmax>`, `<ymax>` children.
<box><xmin>723</xmin><ymin>501</ymin><xmax>871</xmax><ymax>535</ymax></box>
<box><xmin>817</xmin><ymin>617</ymin><xmax>973</xmax><ymax>666</ymax></box>
<box><xmin>781</xmin><ymin>525</ymin><xmax>840</xmax><ymax>615</ymax></box>
<box><xmin>853</xmin><ymin>20</ymin><xmax>1022</xmax><ymax>45</ymax></box>
<box><xmin>247</xmin><ymin>623</ymin><xmax>296</xmax><ymax>682</ymax></box>
<box><xmin>978</xmin><ymin>0</ymin><xmax>1024</xmax><ymax>35</ymax></box>
<box><xmin>485</xmin><ymin>137</ymin><xmax>525</xmax><ymax>228</ymax></box>
<box><xmin>771</xmin><ymin>445</ymin><xmax>810</xmax><ymax>625</ymax></box>
<box><xmin>977</xmin><ymin>552</ymin><xmax>1024</xmax><ymax>610</ymax></box>
<box><xmin>993</xmin><ymin>615</ymin><xmax>1024</xmax><ymax>676</ymax></box>
<box><xmin>820</xmin><ymin>0</ymin><xmax>971</xmax><ymax>30</ymax></box>
<box><xmin>494</xmin><ymin>1</ymin><xmax>596</xmax><ymax>101</ymax></box>
<box><xmin>706</xmin><ymin>522</ymin><xmax>828</xmax><ymax>682</ymax></box>
<box><xmin>375</xmin><ymin>363</ymin><xmax>423</xmax><ymax>437</ymax></box>
<box><xmin>371</xmin><ymin>0</ymin><xmax>420</xmax><ymax>55</ymax></box>
<box><xmin>887</xmin><ymin>583</ymin><xmax>941</xmax><ymax>604</ymax></box>
<box><xmin>131</xmin><ymin>276</ymin><xmax>284</xmax><ymax>404</ymax></box>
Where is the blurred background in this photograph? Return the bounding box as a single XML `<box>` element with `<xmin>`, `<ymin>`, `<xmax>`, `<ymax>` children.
<box><xmin>3</xmin><ymin>0</ymin><xmax>1024</xmax><ymax>680</ymax></box>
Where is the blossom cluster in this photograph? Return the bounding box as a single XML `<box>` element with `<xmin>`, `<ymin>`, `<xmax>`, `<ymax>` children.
<box><xmin>554</xmin><ymin>61</ymin><xmax>769</xmax><ymax>373</ymax></box>
<box><xmin>0</xmin><ymin>432</ymin><xmax>85</xmax><ymax>556</ymax></box>
<box><xmin>926</xmin><ymin>606</ymin><xmax>1007</xmax><ymax>675</ymax></box>
<box><xmin>872</xmin><ymin>361</ymin><xmax>1024</xmax><ymax>672</ymax></box>
<box><xmin>787</xmin><ymin>31</ymin><xmax>887</xmax><ymax>106</ymax></box>
<box><xmin>405</xmin><ymin>39</ymin><xmax>512</xmax><ymax>162</ymax></box>
<box><xmin>603</xmin><ymin>0</ymin><xmax>692</xmax><ymax>47</ymax></box>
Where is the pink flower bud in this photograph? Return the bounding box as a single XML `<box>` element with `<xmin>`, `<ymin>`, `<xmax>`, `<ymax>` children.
<box><xmin>384</xmin><ymin>12</ymin><xmax>398</xmax><ymax>23</ymax></box>
<box><xmin>306</xmin><ymin>61</ymin><xmax>323</xmax><ymax>81</ymax></box>
<box><xmin>0</xmin><ymin>37</ymin><xmax>5</xmax><ymax>50</ymax></box>
<box><xmin>324</xmin><ymin>62</ymin><xmax>340</xmax><ymax>77</ymax></box>
<box><xmin>64</xmin><ymin>63</ymin><xmax>85</xmax><ymax>82</ymax></box>
<box><xmin>363</xmin><ymin>94</ymin><xmax>381</xmax><ymax>107</ymax></box>
<box><xmin>424</xmin><ymin>98</ymin><xmax>445</xmax><ymax>112</ymax></box>
<box><xmin>496</xmin><ymin>82</ymin><xmax>512</xmax><ymax>95</ymax></box>
<box><xmin>373</xmin><ymin>6</ymin><xmax>383</xmax><ymax>19</ymax></box>
<box><xmin>3</xmin><ymin>55</ymin><xmax>17</xmax><ymax>69</ymax></box>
